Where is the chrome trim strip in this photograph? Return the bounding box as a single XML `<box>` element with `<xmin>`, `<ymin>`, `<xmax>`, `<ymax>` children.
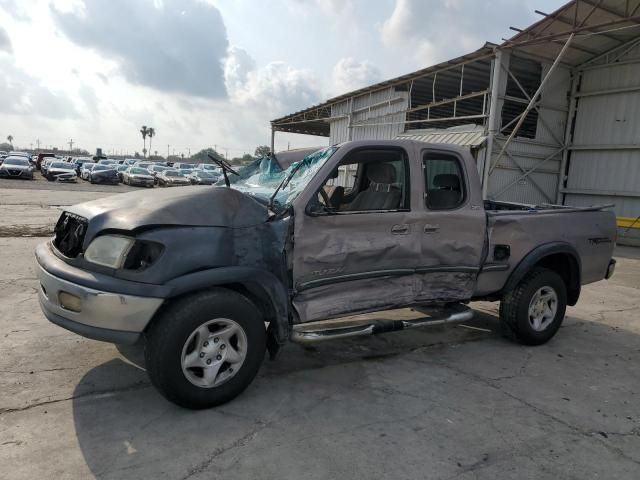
<box><xmin>296</xmin><ymin>265</ymin><xmax>480</xmax><ymax>292</ymax></box>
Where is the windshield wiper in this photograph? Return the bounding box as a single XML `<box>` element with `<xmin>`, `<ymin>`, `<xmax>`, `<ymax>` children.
<box><xmin>268</xmin><ymin>158</ymin><xmax>307</xmax><ymax>212</ymax></box>
<box><xmin>207</xmin><ymin>153</ymin><xmax>239</xmax><ymax>187</ymax></box>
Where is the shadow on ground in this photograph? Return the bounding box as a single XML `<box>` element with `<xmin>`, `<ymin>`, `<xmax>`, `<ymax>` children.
<box><xmin>72</xmin><ymin>309</ymin><xmax>640</xmax><ymax>480</ymax></box>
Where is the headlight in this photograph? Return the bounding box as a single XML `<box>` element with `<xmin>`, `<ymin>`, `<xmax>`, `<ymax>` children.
<box><xmin>84</xmin><ymin>235</ymin><xmax>135</xmax><ymax>268</ymax></box>
<box><xmin>84</xmin><ymin>235</ymin><xmax>164</xmax><ymax>270</ymax></box>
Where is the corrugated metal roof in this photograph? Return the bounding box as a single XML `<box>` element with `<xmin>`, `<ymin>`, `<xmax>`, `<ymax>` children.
<box><xmin>396</xmin><ymin>124</ymin><xmax>486</xmax><ymax>148</ymax></box>
<box><xmin>502</xmin><ymin>0</ymin><xmax>640</xmax><ymax>67</ymax></box>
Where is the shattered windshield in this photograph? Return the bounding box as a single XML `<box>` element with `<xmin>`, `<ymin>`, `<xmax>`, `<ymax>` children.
<box><xmin>228</xmin><ymin>146</ymin><xmax>337</xmax><ymax>211</ymax></box>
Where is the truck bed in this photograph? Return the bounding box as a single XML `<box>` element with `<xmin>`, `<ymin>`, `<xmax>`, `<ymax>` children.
<box><xmin>474</xmin><ymin>201</ymin><xmax>617</xmax><ymax>297</ymax></box>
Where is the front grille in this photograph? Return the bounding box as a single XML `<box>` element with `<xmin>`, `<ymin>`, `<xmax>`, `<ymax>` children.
<box><xmin>8</xmin><ymin>169</ymin><xmax>21</xmax><ymax>175</ymax></box>
<box><xmin>53</xmin><ymin>212</ymin><xmax>88</xmax><ymax>258</ymax></box>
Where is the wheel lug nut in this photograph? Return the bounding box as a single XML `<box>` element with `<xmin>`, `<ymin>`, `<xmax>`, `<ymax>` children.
<box><xmin>216</xmin><ymin>354</ymin><xmax>222</xmax><ymax>360</ymax></box>
<box><xmin>214</xmin><ymin>337</ymin><xmax>219</xmax><ymax>343</ymax></box>
<box><xmin>199</xmin><ymin>352</ymin><xmax>205</xmax><ymax>358</ymax></box>
<box><xmin>203</xmin><ymin>341</ymin><xmax>209</xmax><ymax>347</ymax></box>
<box><xmin>206</xmin><ymin>359</ymin><xmax>212</xmax><ymax>365</ymax></box>
<box><xmin>228</xmin><ymin>368</ymin><xmax>233</xmax><ymax>373</ymax></box>
<box><xmin>220</xmin><ymin>344</ymin><xmax>226</xmax><ymax>349</ymax></box>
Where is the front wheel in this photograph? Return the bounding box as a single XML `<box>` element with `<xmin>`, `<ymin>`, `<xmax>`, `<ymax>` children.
<box><xmin>144</xmin><ymin>289</ymin><xmax>266</xmax><ymax>409</ymax></box>
<box><xmin>499</xmin><ymin>267</ymin><xmax>567</xmax><ymax>346</ymax></box>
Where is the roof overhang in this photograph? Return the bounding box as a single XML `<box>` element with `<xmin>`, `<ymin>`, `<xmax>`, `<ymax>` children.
<box><xmin>501</xmin><ymin>0</ymin><xmax>640</xmax><ymax>67</ymax></box>
<box><xmin>271</xmin><ymin>44</ymin><xmax>496</xmax><ymax>137</ymax></box>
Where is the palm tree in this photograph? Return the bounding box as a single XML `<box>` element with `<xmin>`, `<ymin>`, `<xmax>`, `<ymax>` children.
<box><xmin>147</xmin><ymin>127</ymin><xmax>155</xmax><ymax>158</ymax></box>
<box><xmin>140</xmin><ymin>126</ymin><xmax>149</xmax><ymax>158</ymax></box>
<box><xmin>7</xmin><ymin>135</ymin><xmax>13</xmax><ymax>146</ymax></box>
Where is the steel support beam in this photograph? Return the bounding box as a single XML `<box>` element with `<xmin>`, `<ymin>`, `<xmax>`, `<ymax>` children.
<box><xmin>557</xmin><ymin>70</ymin><xmax>580</xmax><ymax>204</ymax></box>
<box><xmin>482</xmin><ymin>50</ymin><xmax>505</xmax><ymax>199</ymax></box>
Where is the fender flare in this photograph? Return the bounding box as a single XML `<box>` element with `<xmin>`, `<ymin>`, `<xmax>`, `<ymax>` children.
<box><xmin>165</xmin><ymin>266</ymin><xmax>290</xmax><ymax>343</ymax></box>
<box><xmin>503</xmin><ymin>242</ymin><xmax>582</xmax><ymax>305</ymax></box>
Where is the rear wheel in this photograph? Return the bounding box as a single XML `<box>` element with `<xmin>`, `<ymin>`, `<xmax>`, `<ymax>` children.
<box><xmin>144</xmin><ymin>289</ymin><xmax>266</xmax><ymax>409</ymax></box>
<box><xmin>499</xmin><ymin>267</ymin><xmax>567</xmax><ymax>346</ymax></box>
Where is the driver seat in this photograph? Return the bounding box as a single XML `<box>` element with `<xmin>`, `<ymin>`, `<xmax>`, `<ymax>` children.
<box><xmin>347</xmin><ymin>162</ymin><xmax>401</xmax><ymax>211</ymax></box>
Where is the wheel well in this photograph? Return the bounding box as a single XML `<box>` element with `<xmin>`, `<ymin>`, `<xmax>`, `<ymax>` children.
<box><xmin>145</xmin><ymin>282</ymin><xmax>277</xmax><ymax>333</ymax></box>
<box><xmin>535</xmin><ymin>253</ymin><xmax>580</xmax><ymax>305</ymax></box>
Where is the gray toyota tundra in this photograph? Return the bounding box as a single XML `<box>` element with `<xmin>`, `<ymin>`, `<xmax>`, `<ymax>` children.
<box><xmin>36</xmin><ymin>140</ymin><xmax>617</xmax><ymax>408</ymax></box>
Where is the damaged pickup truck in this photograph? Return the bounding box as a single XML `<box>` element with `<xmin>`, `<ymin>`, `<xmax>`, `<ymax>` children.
<box><xmin>36</xmin><ymin>140</ymin><xmax>617</xmax><ymax>408</ymax></box>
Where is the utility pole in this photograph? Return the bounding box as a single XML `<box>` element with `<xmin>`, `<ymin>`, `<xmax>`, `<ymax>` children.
<box><xmin>68</xmin><ymin>138</ymin><xmax>74</xmax><ymax>151</ymax></box>
<box><xmin>36</xmin><ymin>138</ymin><xmax>40</xmax><ymax>151</ymax></box>
<box><xmin>188</xmin><ymin>148</ymin><xmax>190</xmax><ymax>158</ymax></box>
<box><xmin>167</xmin><ymin>144</ymin><xmax>170</xmax><ymax>158</ymax></box>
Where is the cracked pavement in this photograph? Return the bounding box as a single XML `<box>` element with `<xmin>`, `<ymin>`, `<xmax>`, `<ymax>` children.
<box><xmin>0</xmin><ymin>186</ymin><xmax>639</xmax><ymax>479</ymax></box>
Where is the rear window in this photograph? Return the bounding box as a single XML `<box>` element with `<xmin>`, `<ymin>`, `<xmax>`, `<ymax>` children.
<box><xmin>423</xmin><ymin>153</ymin><xmax>466</xmax><ymax>210</ymax></box>
<box><xmin>165</xmin><ymin>170</ymin><xmax>182</xmax><ymax>177</ymax></box>
<box><xmin>94</xmin><ymin>165</ymin><xmax>112</xmax><ymax>171</ymax></box>
<box><xmin>130</xmin><ymin>168</ymin><xmax>149</xmax><ymax>175</ymax></box>
<box><xmin>50</xmin><ymin>162</ymin><xmax>69</xmax><ymax>168</ymax></box>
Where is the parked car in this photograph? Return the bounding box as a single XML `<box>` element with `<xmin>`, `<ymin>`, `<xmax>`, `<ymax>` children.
<box><xmin>89</xmin><ymin>164</ymin><xmax>119</xmax><ymax>184</ymax></box>
<box><xmin>156</xmin><ymin>169</ymin><xmax>191</xmax><ymax>187</ymax></box>
<box><xmin>133</xmin><ymin>161</ymin><xmax>153</xmax><ymax>170</ymax></box>
<box><xmin>0</xmin><ymin>156</ymin><xmax>34</xmax><ymax>180</ymax></box>
<box><xmin>123</xmin><ymin>158</ymin><xmax>138</xmax><ymax>166</ymax></box>
<box><xmin>80</xmin><ymin>163</ymin><xmax>97</xmax><ymax>180</ymax></box>
<box><xmin>187</xmin><ymin>170</ymin><xmax>218</xmax><ymax>185</ymax></box>
<box><xmin>35</xmin><ymin>141</ymin><xmax>617</xmax><ymax>409</ymax></box>
<box><xmin>173</xmin><ymin>162</ymin><xmax>195</xmax><ymax>170</ymax></box>
<box><xmin>122</xmin><ymin>167</ymin><xmax>155</xmax><ymax>188</ymax></box>
<box><xmin>40</xmin><ymin>157</ymin><xmax>56</xmax><ymax>176</ymax></box>
<box><xmin>116</xmin><ymin>165</ymin><xmax>129</xmax><ymax>182</ymax></box>
<box><xmin>46</xmin><ymin>161</ymin><xmax>77</xmax><ymax>182</ymax></box>
<box><xmin>72</xmin><ymin>158</ymin><xmax>92</xmax><ymax>175</ymax></box>
<box><xmin>196</xmin><ymin>163</ymin><xmax>221</xmax><ymax>174</ymax></box>
<box><xmin>36</xmin><ymin>152</ymin><xmax>56</xmax><ymax>170</ymax></box>
<box><xmin>147</xmin><ymin>164</ymin><xmax>170</xmax><ymax>184</ymax></box>
<box><xmin>97</xmin><ymin>159</ymin><xmax>117</xmax><ymax>166</ymax></box>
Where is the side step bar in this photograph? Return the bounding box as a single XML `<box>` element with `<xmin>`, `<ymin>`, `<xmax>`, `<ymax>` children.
<box><xmin>290</xmin><ymin>303</ymin><xmax>474</xmax><ymax>345</ymax></box>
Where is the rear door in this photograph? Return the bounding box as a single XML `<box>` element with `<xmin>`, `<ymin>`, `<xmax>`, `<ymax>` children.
<box><xmin>415</xmin><ymin>147</ymin><xmax>486</xmax><ymax>302</ymax></box>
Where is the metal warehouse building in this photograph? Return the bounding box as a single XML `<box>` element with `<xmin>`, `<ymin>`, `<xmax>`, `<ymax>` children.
<box><xmin>271</xmin><ymin>0</ymin><xmax>640</xmax><ymax>245</ymax></box>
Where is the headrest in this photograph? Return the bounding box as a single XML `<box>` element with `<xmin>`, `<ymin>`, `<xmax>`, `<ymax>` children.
<box><xmin>367</xmin><ymin>162</ymin><xmax>396</xmax><ymax>184</ymax></box>
<box><xmin>433</xmin><ymin>174</ymin><xmax>460</xmax><ymax>190</ymax></box>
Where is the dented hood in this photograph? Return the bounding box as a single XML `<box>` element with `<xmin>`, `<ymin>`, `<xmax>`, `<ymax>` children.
<box><xmin>67</xmin><ymin>186</ymin><xmax>268</xmax><ymax>238</ymax></box>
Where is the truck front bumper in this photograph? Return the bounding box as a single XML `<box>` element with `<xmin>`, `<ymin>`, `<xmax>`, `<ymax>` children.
<box><xmin>36</xmin><ymin>243</ymin><xmax>164</xmax><ymax>344</ymax></box>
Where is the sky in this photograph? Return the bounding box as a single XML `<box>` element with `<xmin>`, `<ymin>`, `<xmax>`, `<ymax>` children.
<box><xmin>0</xmin><ymin>0</ymin><xmax>565</xmax><ymax>158</ymax></box>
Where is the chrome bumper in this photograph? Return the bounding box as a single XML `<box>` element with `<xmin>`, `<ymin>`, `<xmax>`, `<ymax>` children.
<box><xmin>38</xmin><ymin>263</ymin><xmax>163</xmax><ymax>343</ymax></box>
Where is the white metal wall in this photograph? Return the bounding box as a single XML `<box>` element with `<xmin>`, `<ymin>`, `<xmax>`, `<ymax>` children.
<box><xmin>487</xmin><ymin>55</ymin><xmax>570</xmax><ymax>205</ymax></box>
<box><xmin>564</xmin><ymin>43</ymin><xmax>640</xmax><ymax>245</ymax></box>
<box><xmin>329</xmin><ymin>88</ymin><xmax>408</xmax><ymax>145</ymax></box>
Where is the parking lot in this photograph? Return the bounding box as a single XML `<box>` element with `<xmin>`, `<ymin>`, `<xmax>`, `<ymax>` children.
<box><xmin>1</xmin><ymin>182</ymin><xmax>639</xmax><ymax>479</ymax></box>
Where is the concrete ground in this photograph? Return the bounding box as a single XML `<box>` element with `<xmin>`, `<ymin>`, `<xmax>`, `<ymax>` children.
<box><xmin>0</xmin><ymin>184</ymin><xmax>639</xmax><ymax>479</ymax></box>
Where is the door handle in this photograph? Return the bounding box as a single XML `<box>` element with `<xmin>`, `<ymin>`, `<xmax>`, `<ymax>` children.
<box><xmin>391</xmin><ymin>224</ymin><xmax>410</xmax><ymax>235</ymax></box>
<box><xmin>424</xmin><ymin>224</ymin><xmax>440</xmax><ymax>234</ymax></box>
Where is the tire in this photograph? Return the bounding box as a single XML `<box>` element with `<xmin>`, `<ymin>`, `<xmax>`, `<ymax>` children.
<box><xmin>499</xmin><ymin>267</ymin><xmax>567</xmax><ymax>346</ymax></box>
<box><xmin>144</xmin><ymin>288</ymin><xmax>267</xmax><ymax>409</ymax></box>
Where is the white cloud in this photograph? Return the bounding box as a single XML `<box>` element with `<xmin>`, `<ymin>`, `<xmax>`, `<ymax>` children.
<box><xmin>224</xmin><ymin>46</ymin><xmax>322</xmax><ymax>115</ymax></box>
<box><xmin>330</xmin><ymin>57</ymin><xmax>381</xmax><ymax>96</ymax></box>
<box><xmin>382</xmin><ymin>0</ymin><xmax>534</xmax><ymax>68</ymax></box>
